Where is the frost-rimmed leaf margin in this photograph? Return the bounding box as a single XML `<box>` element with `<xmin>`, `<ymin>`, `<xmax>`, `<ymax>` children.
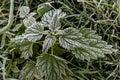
<box><xmin>59</xmin><ymin>27</ymin><xmax>82</xmax><ymax>50</ymax></box>
<box><xmin>19</xmin><ymin>6</ymin><xmax>30</xmax><ymax>18</ymax></box>
<box><xmin>36</xmin><ymin>53</ymin><xmax>70</xmax><ymax>80</ymax></box>
<box><xmin>41</xmin><ymin>9</ymin><xmax>66</xmax><ymax>27</ymax></box>
<box><xmin>19</xmin><ymin>60</ymin><xmax>42</xmax><ymax>80</ymax></box>
<box><xmin>10</xmin><ymin>35</ymin><xmax>34</xmax><ymax>59</ymax></box>
<box><xmin>71</xmin><ymin>27</ymin><xmax>117</xmax><ymax>61</ymax></box>
<box><xmin>23</xmin><ymin>16</ymin><xmax>36</xmax><ymax>28</ymax></box>
<box><xmin>24</xmin><ymin>22</ymin><xmax>44</xmax><ymax>42</ymax></box>
<box><xmin>42</xmin><ymin>35</ymin><xmax>56</xmax><ymax>52</ymax></box>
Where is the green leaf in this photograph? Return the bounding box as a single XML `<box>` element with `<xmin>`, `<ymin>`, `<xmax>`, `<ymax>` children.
<box><xmin>11</xmin><ymin>62</ymin><xmax>19</xmax><ymax>73</ymax></box>
<box><xmin>59</xmin><ymin>27</ymin><xmax>82</xmax><ymax>50</ymax></box>
<box><xmin>53</xmin><ymin>44</ymin><xmax>66</xmax><ymax>56</ymax></box>
<box><xmin>37</xmin><ymin>3</ymin><xmax>51</xmax><ymax>17</ymax></box>
<box><xmin>15</xmin><ymin>58</ymin><xmax>24</xmax><ymax>64</ymax></box>
<box><xmin>36</xmin><ymin>53</ymin><xmax>68</xmax><ymax>80</ymax></box>
<box><xmin>72</xmin><ymin>28</ymin><xmax>117</xmax><ymax>61</ymax></box>
<box><xmin>19</xmin><ymin>6</ymin><xmax>30</xmax><ymax>18</ymax></box>
<box><xmin>41</xmin><ymin>9</ymin><xmax>66</xmax><ymax>27</ymax></box>
<box><xmin>24</xmin><ymin>22</ymin><xmax>44</xmax><ymax>42</ymax></box>
<box><xmin>42</xmin><ymin>35</ymin><xmax>56</xmax><ymax>52</ymax></box>
<box><xmin>19</xmin><ymin>61</ymin><xmax>41</xmax><ymax>80</ymax></box>
<box><xmin>23</xmin><ymin>17</ymin><xmax>36</xmax><ymax>28</ymax></box>
<box><xmin>11</xmin><ymin>35</ymin><xmax>33</xmax><ymax>59</ymax></box>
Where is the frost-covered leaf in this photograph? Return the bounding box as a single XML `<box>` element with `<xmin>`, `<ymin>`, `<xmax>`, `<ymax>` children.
<box><xmin>36</xmin><ymin>53</ymin><xmax>68</xmax><ymax>80</ymax></box>
<box><xmin>12</xmin><ymin>23</ymin><xmax>22</xmax><ymax>32</ymax></box>
<box><xmin>72</xmin><ymin>28</ymin><xmax>117</xmax><ymax>61</ymax></box>
<box><xmin>37</xmin><ymin>3</ymin><xmax>51</xmax><ymax>17</ymax></box>
<box><xmin>11</xmin><ymin>35</ymin><xmax>24</xmax><ymax>44</ymax></box>
<box><xmin>41</xmin><ymin>9</ymin><xmax>66</xmax><ymax>26</ymax></box>
<box><xmin>23</xmin><ymin>17</ymin><xmax>36</xmax><ymax>27</ymax></box>
<box><xmin>42</xmin><ymin>35</ymin><xmax>56</xmax><ymax>52</ymax></box>
<box><xmin>11</xmin><ymin>35</ymin><xmax>33</xmax><ymax>59</ymax></box>
<box><xmin>24</xmin><ymin>22</ymin><xmax>44</xmax><ymax>42</ymax></box>
<box><xmin>28</xmin><ymin>12</ymin><xmax>36</xmax><ymax>17</ymax></box>
<box><xmin>19</xmin><ymin>41</ymin><xmax>33</xmax><ymax>59</ymax></box>
<box><xmin>59</xmin><ymin>27</ymin><xmax>82</xmax><ymax>50</ymax></box>
<box><xmin>19</xmin><ymin>61</ymin><xmax>41</xmax><ymax>80</ymax></box>
<box><xmin>19</xmin><ymin>6</ymin><xmax>30</xmax><ymax>18</ymax></box>
<box><xmin>49</xmin><ymin>14</ymin><xmax>61</xmax><ymax>31</ymax></box>
<box><xmin>55</xmin><ymin>30</ymin><xmax>65</xmax><ymax>35</ymax></box>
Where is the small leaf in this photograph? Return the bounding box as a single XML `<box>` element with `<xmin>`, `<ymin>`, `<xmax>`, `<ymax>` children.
<box><xmin>42</xmin><ymin>35</ymin><xmax>56</xmax><ymax>52</ymax></box>
<box><xmin>19</xmin><ymin>6</ymin><xmax>30</xmax><ymax>18</ymax></box>
<box><xmin>23</xmin><ymin>17</ymin><xmax>36</xmax><ymax>27</ymax></box>
<box><xmin>37</xmin><ymin>3</ymin><xmax>51</xmax><ymax>17</ymax></box>
<box><xmin>41</xmin><ymin>9</ymin><xmax>66</xmax><ymax>27</ymax></box>
<box><xmin>12</xmin><ymin>23</ymin><xmax>22</xmax><ymax>32</ymax></box>
<box><xmin>11</xmin><ymin>62</ymin><xmax>19</xmax><ymax>73</ymax></box>
<box><xmin>59</xmin><ymin>27</ymin><xmax>82</xmax><ymax>50</ymax></box>
<box><xmin>19</xmin><ymin>61</ymin><xmax>41</xmax><ymax>80</ymax></box>
<box><xmin>24</xmin><ymin>22</ymin><xmax>44</xmax><ymax>42</ymax></box>
<box><xmin>28</xmin><ymin>12</ymin><xmax>36</xmax><ymax>17</ymax></box>
<box><xmin>36</xmin><ymin>53</ymin><xmax>69</xmax><ymax>80</ymax></box>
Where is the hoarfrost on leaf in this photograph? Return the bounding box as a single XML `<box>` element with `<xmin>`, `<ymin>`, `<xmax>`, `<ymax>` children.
<box><xmin>19</xmin><ymin>6</ymin><xmax>30</xmax><ymax>18</ymax></box>
<box><xmin>24</xmin><ymin>22</ymin><xmax>44</xmax><ymax>42</ymax></box>
<box><xmin>42</xmin><ymin>35</ymin><xmax>56</xmax><ymax>52</ymax></box>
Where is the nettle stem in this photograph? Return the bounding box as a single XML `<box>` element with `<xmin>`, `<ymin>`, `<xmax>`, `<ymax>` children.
<box><xmin>0</xmin><ymin>0</ymin><xmax>14</xmax><ymax>35</ymax></box>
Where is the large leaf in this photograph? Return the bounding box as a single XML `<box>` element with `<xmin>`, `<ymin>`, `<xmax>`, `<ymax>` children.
<box><xmin>59</xmin><ymin>27</ymin><xmax>82</xmax><ymax>50</ymax></box>
<box><xmin>19</xmin><ymin>61</ymin><xmax>41</xmax><ymax>80</ymax></box>
<box><xmin>36</xmin><ymin>53</ymin><xmax>68</xmax><ymax>80</ymax></box>
<box><xmin>72</xmin><ymin>28</ymin><xmax>117</xmax><ymax>61</ymax></box>
<box><xmin>11</xmin><ymin>35</ymin><xmax>33</xmax><ymax>59</ymax></box>
<box><xmin>41</xmin><ymin>9</ymin><xmax>66</xmax><ymax>27</ymax></box>
<box><xmin>19</xmin><ymin>6</ymin><xmax>30</xmax><ymax>18</ymax></box>
<box><xmin>49</xmin><ymin>14</ymin><xmax>61</xmax><ymax>31</ymax></box>
<box><xmin>24</xmin><ymin>22</ymin><xmax>44</xmax><ymax>42</ymax></box>
<box><xmin>42</xmin><ymin>35</ymin><xmax>56</xmax><ymax>52</ymax></box>
<box><xmin>23</xmin><ymin>17</ymin><xmax>36</xmax><ymax>28</ymax></box>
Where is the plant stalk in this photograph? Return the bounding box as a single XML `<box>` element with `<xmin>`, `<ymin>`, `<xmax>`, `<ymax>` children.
<box><xmin>0</xmin><ymin>0</ymin><xmax>14</xmax><ymax>35</ymax></box>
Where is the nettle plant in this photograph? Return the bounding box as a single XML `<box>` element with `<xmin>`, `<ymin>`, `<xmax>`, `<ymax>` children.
<box><xmin>10</xmin><ymin>4</ymin><xmax>117</xmax><ymax>80</ymax></box>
